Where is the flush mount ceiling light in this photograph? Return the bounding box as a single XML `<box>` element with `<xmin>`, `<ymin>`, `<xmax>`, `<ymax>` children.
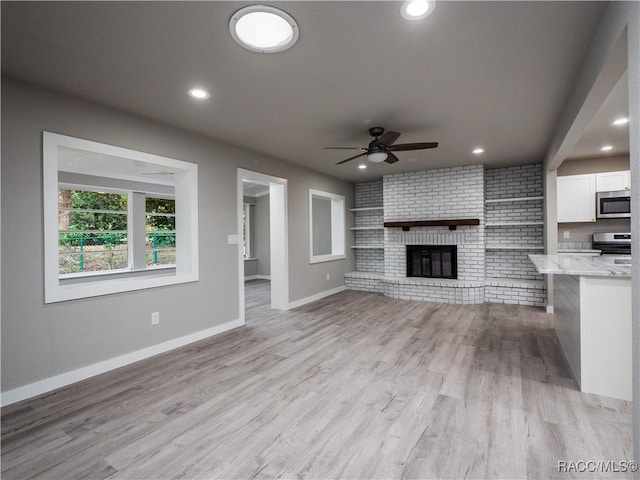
<box><xmin>358</xmin><ymin>164</ymin><xmax>367</xmax><ymax>170</ymax></box>
<box><xmin>472</xmin><ymin>147</ymin><xmax>484</xmax><ymax>155</ymax></box>
<box><xmin>613</xmin><ymin>117</ymin><xmax>629</xmax><ymax>126</ymax></box>
<box><xmin>601</xmin><ymin>145</ymin><xmax>613</xmax><ymax>152</ymax></box>
<box><xmin>230</xmin><ymin>5</ymin><xmax>299</xmax><ymax>53</ymax></box>
<box><xmin>401</xmin><ymin>0</ymin><xmax>437</xmax><ymax>20</ymax></box>
<box><xmin>188</xmin><ymin>88</ymin><xmax>210</xmax><ymax>99</ymax></box>
<box><xmin>367</xmin><ymin>151</ymin><xmax>389</xmax><ymax>163</ymax></box>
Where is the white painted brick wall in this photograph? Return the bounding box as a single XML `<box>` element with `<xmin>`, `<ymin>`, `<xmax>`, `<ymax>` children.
<box><xmin>383</xmin><ymin>165</ymin><xmax>485</xmax><ymax>221</ymax></box>
<box><xmin>354</xmin><ymin>209</ymin><xmax>383</xmax><ymax>228</ymax></box>
<box><xmin>485</xmin><ymin>164</ymin><xmax>543</xmax><ymax>200</ymax></box>
<box><xmin>353</xmin><ymin>180</ymin><xmax>384</xmax><ymax>273</ymax></box>
<box><xmin>355</xmin><ymin>180</ymin><xmax>383</xmax><ymax>208</ymax></box>
<box><xmin>485</xmin><ymin>164</ymin><xmax>545</xmax><ymax>307</ymax></box>
<box><xmin>486</xmin><ymin>201</ymin><xmax>543</xmax><ymax>224</ymax></box>
<box><xmin>484</xmin><ymin>285</ymin><xmax>546</xmax><ymax>307</ymax></box>
<box><xmin>355</xmin><ymin>249</ymin><xmax>384</xmax><ymax>273</ymax></box>
<box><xmin>344</xmin><ymin>272</ymin><xmax>384</xmax><ymax>293</ymax></box>
<box><xmin>485</xmin><ymin>251</ymin><xmax>541</xmax><ymax>280</ymax></box>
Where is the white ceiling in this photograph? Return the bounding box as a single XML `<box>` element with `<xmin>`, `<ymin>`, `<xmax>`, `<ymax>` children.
<box><xmin>1</xmin><ymin>1</ymin><xmax>608</xmax><ymax>182</ymax></box>
<box><xmin>243</xmin><ymin>182</ymin><xmax>270</xmax><ymax>197</ymax></box>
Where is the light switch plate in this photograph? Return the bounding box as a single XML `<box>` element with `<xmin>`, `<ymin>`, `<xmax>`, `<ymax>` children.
<box><xmin>228</xmin><ymin>234</ymin><xmax>239</xmax><ymax>245</ymax></box>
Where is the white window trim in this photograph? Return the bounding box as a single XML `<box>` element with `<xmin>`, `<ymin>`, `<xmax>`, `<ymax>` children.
<box><xmin>308</xmin><ymin>188</ymin><xmax>346</xmax><ymax>264</ymax></box>
<box><xmin>43</xmin><ymin>132</ymin><xmax>199</xmax><ymax>303</ymax></box>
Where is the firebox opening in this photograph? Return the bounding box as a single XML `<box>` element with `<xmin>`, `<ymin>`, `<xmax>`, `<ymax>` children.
<box><xmin>406</xmin><ymin>245</ymin><xmax>457</xmax><ymax>279</ymax></box>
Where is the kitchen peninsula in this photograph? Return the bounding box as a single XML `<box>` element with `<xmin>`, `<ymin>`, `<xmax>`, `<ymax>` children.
<box><xmin>529</xmin><ymin>254</ymin><xmax>632</xmax><ymax>400</ymax></box>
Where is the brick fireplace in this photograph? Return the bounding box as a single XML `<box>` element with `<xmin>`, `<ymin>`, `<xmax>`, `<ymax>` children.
<box><xmin>345</xmin><ymin>164</ymin><xmax>546</xmax><ymax>306</ymax></box>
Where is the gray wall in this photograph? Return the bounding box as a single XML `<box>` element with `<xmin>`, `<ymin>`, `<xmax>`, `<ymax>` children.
<box><xmin>255</xmin><ymin>195</ymin><xmax>271</xmax><ymax>277</ymax></box>
<box><xmin>244</xmin><ymin>259</ymin><xmax>258</xmax><ymax>278</ymax></box>
<box><xmin>1</xmin><ymin>77</ymin><xmax>355</xmax><ymax>392</ymax></box>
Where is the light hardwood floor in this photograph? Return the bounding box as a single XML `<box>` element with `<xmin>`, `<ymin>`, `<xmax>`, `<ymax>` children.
<box><xmin>1</xmin><ymin>283</ymin><xmax>633</xmax><ymax>479</ymax></box>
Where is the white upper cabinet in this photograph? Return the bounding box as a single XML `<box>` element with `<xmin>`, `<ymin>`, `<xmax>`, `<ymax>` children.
<box><xmin>557</xmin><ymin>174</ymin><xmax>596</xmax><ymax>223</ymax></box>
<box><xmin>595</xmin><ymin>170</ymin><xmax>631</xmax><ymax>192</ymax></box>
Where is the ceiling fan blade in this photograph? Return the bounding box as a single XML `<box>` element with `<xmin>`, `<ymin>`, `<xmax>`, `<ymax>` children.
<box><xmin>377</xmin><ymin>131</ymin><xmax>401</xmax><ymax>147</ymax></box>
<box><xmin>336</xmin><ymin>152</ymin><xmax>368</xmax><ymax>165</ymax></box>
<box><xmin>385</xmin><ymin>152</ymin><xmax>400</xmax><ymax>164</ymax></box>
<box><xmin>324</xmin><ymin>147</ymin><xmax>362</xmax><ymax>150</ymax></box>
<box><xmin>388</xmin><ymin>142</ymin><xmax>439</xmax><ymax>151</ymax></box>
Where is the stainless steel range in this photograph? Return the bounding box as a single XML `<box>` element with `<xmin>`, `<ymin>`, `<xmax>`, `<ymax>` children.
<box><xmin>592</xmin><ymin>232</ymin><xmax>631</xmax><ymax>255</ymax></box>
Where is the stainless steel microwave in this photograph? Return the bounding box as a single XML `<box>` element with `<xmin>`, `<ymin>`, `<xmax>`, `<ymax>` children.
<box><xmin>596</xmin><ymin>190</ymin><xmax>631</xmax><ymax>219</ymax></box>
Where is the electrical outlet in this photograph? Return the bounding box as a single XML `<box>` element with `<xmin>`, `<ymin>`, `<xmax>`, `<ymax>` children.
<box><xmin>563</xmin><ymin>231</ymin><xmax>570</xmax><ymax>239</ymax></box>
<box><xmin>151</xmin><ymin>312</ymin><xmax>160</xmax><ymax>325</ymax></box>
<box><xmin>326</xmin><ymin>273</ymin><xmax>330</xmax><ymax>281</ymax></box>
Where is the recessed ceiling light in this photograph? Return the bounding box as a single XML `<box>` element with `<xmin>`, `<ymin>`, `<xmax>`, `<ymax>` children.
<box><xmin>188</xmin><ymin>88</ymin><xmax>210</xmax><ymax>100</ymax></box>
<box><xmin>613</xmin><ymin>117</ymin><xmax>629</xmax><ymax>126</ymax></box>
<box><xmin>472</xmin><ymin>148</ymin><xmax>484</xmax><ymax>155</ymax></box>
<box><xmin>601</xmin><ymin>145</ymin><xmax>613</xmax><ymax>152</ymax></box>
<box><xmin>358</xmin><ymin>164</ymin><xmax>367</xmax><ymax>170</ymax></box>
<box><xmin>401</xmin><ymin>0</ymin><xmax>436</xmax><ymax>21</ymax></box>
<box><xmin>230</xmin><ymin>5</ymin><xmax>299</xmax><ymax>53</ymax></box>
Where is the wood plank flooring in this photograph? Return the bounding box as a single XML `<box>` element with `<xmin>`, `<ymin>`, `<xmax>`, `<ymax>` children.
<box><xmin>1</xmin><ymin>283</ymin><xmax>633</xmax><ymax>479</ymax></box>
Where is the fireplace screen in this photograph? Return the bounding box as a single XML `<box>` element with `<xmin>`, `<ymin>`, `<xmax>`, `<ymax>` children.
<box><xmin>406</xmin><ymin>245</ymin><xmax>457</xmax><ymax>279</ymax></box>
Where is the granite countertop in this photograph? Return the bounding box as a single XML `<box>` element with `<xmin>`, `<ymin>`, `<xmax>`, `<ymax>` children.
<box><xmin>529</xmin><ymin>254</ymin><xmax>631</xmax><ymax>277</ymax></box>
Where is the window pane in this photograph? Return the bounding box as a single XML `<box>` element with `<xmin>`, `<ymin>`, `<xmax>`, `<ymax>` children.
<box><xmin>146</xmin><ymin>232</ymin><xmax>176</xmax><ymax>267</ymax></box>
<box><xmin>146</xmin><ymin>197</ymin><xmax>175</xmax><ymax>214</ymax></box>
<box><xmin>146</xmin><ymin>215</ymin><xmax>176</xmax><ymax>231</ymax></box>
<box><xmin>58</xmin><ymin>249</ymin><xmax>128</xmax><ymax>274</ymax></box>
<box><xmin>312</xmin><ymin>196</ymin><xmax>332</xmax><ymax>256</ymax></box>
<box><xmin>58</xmin><ymin>189</ymin><xmax>128</xmax><ymax>275</ymax></box>
<box><xmin>146</xmin><ymin>196</ymin><xmax>176</xmax><ymax>267</ymax></box>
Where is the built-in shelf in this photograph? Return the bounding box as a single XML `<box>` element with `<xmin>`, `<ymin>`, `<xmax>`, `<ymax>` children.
<box><xmin>384</xmin><ymin>218</ymin><xmax>480</xmax><ymax>231</ymax></box>
<box><xmin>486</xmin><ymin>245</ymin><xmax>545</xmax><ymax>251</ymax></box>
<box><xmin>350</xmin><ymin>226</ymin><xmax>384</xmax><ymax>231</ymax></box>
<box><xmin>485</xmin><ymin>221</ymin><xmax>544</xmax><ymax>227</ymax></box>
<box><xmin>351</xmin><ymin>245</ymin><xmax>384</xmax><ymax>249</ymax></box>
<box><xmin>350</xmin><ymin>207</ymin><xmax>384</xmax><ymax>212</ymax></box>
<box><xmin>485</xmin><ymin>196</ymin><xmax>544</xmax><ymax>204</ymax></box>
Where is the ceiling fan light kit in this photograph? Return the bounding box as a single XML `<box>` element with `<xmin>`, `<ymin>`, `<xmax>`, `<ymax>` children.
<box><xmin>367</xmin><ymin>151</ymin><xmax>388</xmax><ymax>163</ymax></box>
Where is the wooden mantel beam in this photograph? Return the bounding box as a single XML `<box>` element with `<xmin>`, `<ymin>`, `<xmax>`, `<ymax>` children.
<box><xmin>383</xmin><ymin>219</ymin><xmax>480</xmax><ymax>231</ymax></box>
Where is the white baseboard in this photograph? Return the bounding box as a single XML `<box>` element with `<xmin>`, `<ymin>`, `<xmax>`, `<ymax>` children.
<box><xmin>286</xmin><ymin>285</ymin><xmax>346</xmax><ymax>310</ymax></box>
<box><xmin>1</xmin><ymin>318</ymin><xmax>244</xmax><ymax>407</ymax></box>
<box><xmin>244</xmin><ymin>275</ymin><xmax>271</xmax><ymax>281</ymax></box>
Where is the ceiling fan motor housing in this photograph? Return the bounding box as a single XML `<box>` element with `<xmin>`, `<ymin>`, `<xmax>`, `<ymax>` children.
<box><xmin>369</xmin><ymin>126</ymin><xmax>385</xmax><ymax>138</ymax></box>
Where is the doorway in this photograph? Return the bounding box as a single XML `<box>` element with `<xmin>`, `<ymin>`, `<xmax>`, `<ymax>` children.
<box><xmin>237</xmin><ymin>169</ymin><xmax>289</xmax><ymax>324</ymax></box>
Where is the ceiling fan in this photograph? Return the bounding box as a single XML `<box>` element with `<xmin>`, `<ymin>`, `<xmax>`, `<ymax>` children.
<box><xmin>325</xmin><ymin>127</ymin><xmax>438</xmax><ymax>165</ymax></box>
